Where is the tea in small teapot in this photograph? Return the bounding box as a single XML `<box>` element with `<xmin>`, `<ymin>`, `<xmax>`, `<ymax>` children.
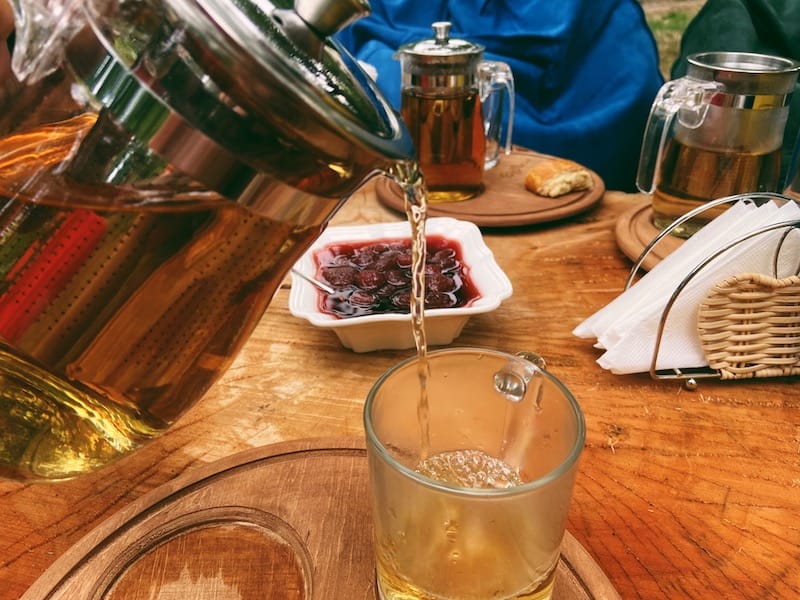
<box><xmin>396</xmin><ymin>22</ymin><xmax>515</xmax><ymax>203</ymax></box>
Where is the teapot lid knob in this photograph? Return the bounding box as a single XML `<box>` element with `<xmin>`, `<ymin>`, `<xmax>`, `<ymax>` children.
<box><xmin>396</xmin><ymin>20</ymin><xmax>483</xmax><ymax>60</ymax></box>
<box><xmin>295</xmin><ymin>0</ymin><xmax>372</xmax><ymax>37</ymax></box>
<box><xmin>432</xmin><ymin>21</ymin><xmax>451</xmax><ymax>45</ymax></box>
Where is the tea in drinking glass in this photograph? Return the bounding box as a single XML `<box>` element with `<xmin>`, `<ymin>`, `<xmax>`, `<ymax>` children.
<box><xmin>364</xmin><ymin>347</ymin><xmax>585</xmax><ymax>599</ymax></box>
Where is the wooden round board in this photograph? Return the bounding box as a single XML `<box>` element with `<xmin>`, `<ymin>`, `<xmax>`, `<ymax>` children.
<box><xmin>376</xmin><ymin>147</ymin><xmax>605</xmax><ymax>228</ymax></box>
<box><xmin>615</xmin><ymin>198</ymin><xmax>684</xmax><ymax>272</ymax></box>
<box><xmin>23</xmin><ymin>437</ymin><xmax>621</xmax><ymax>600</ymax></box>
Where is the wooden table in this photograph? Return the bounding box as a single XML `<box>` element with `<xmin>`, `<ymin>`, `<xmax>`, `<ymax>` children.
<box><xmin>1</xmin><ymin>182</ymin><xmax>798</xmax><ymax>600</ymax></box>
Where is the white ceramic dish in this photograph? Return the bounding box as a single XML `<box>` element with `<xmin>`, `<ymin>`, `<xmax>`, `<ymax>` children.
<box><xmin>289</xmin><ymin>217</ymin><xmax>513</xmax><ymax>352</ymax></box>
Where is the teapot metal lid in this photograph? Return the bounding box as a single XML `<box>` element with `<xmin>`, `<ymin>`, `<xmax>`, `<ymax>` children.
<box><xmin>686</xmin><ymin>52</ymin><xmax>800</xmax><ymax>101</ymax></box>
<box><xmin>62</xmin><ymin>0</ymin><xmax>414</xmax><ymax>198</ymax></box>
<box><xmin>395</xmin><ymin>22</ymin><xmax>484</xmax><ymax>90</ymax></box>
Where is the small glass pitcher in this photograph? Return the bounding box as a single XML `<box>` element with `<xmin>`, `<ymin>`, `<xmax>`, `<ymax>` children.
<box><xmin>395</xmin><ymin>21</ymin><xmax>515</xmax><ymax>203</ymax></box>
<box><xmin>636</xmin><ymin>52</ymin><xmax>800</xmax><ymax>237</ymax></box>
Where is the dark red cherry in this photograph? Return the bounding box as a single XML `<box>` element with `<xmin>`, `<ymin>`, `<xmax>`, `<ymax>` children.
<box><xmin>355</xmin><ymin>269</ymin><xmax>385</xmax><ymax>290</ymax></box>
<box><xmin>321</xmin><ymin>265</ymin><xmax>357</xmax><ymax>287</ymax></box>
<box><xmin>426</xmin><ymin>273</ymin><xmax>457</xmax><ymax>293</ymax></box>
<box><xmin>349</xmin><ymin>290</ymin><xmax>376</xmax><ymax>306</ymax></box>
<box><xmin>425</xmin><ymin>291</ymin><xmax>457</xmax><ymax>308</ymax></box>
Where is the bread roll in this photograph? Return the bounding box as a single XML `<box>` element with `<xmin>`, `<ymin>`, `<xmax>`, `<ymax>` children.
<box><xmin>524</xmin><ymin>158</ymin><xmax>593</xmax><ymax>197</ymax></box>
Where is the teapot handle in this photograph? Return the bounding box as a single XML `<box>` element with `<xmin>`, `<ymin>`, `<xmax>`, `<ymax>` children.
<box><xmin>10</xmin><ymin>0</ymin><xmax>86</xmax><ymax>82</ymax></box>
<box><xmin>636</xmin><ymin>78</ymin><xmax>720</xmax><ymax>194</ymax></box>
<box><xmin>479</xmin><ymin>60</ymin><xmax>515</xmax><ymax>168</ymax></box>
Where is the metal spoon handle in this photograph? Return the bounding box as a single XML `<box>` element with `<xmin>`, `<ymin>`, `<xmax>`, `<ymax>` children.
<box><xmin>291</xmin><ymin>268</ymin><xmax>336</xmax><ymax>294</ymax></box>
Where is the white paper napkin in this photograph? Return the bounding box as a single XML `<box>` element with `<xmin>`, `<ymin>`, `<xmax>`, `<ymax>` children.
<box><xmin>574</xmin><ymin>199</ymin><xmax>800</xmax><ymax>374</ymax></box>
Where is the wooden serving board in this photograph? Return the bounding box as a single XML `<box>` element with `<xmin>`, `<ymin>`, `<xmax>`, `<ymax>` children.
<box><xmin>22</xmin><ymin>437</ymin><xmax>620</xmax><ymax>600</ymax></box>
<box><xmin>615</xmin><ymin>197</ymin><xmax>684</xmax><ymax>272</ymax></box>
<box><xmin>376</xmin><ymin>147</ymin><xmax>605</xmax><ymax>228</ymax></box>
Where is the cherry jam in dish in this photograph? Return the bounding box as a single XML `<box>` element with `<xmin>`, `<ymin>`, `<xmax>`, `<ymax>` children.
<box><xmin>314</xmin><ymin>234</ymin><xmax>480</xmax><ymax>318</ymax></box>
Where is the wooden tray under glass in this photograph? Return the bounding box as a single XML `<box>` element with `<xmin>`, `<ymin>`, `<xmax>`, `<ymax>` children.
<box><xmin>376</xmin><ymin>147</ymin><xmax>605</xmax><ymax>228</ymax></box>
<box><xmin>22</xmin><ymin>437</ymin><xmax>620</xmax><ymax>600</ymax></box>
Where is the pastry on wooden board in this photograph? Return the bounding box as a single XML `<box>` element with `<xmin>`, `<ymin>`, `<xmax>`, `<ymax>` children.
<box><xmin>524</xmin><ymin>158</ymin><xmax>593</xmax><ymax>197</ymax></box>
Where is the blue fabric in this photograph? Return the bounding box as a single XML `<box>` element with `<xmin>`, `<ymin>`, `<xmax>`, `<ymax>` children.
<box><xmin>336</xmin><ymin>0</ymin><xmax>664</xmax><ymax>191</ymax></box>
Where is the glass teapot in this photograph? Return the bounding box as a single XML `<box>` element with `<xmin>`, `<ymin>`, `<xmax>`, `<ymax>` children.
<box><xmin>0</xmin><ymin>0</ymin><xmax>413</xmax><ymax>480</ymax></box>
<box><xmin>395</xmin><ymin>21</ymin><xmax>514</xmax><ymax>203</ymax></box>
<box><xmin>636</xmin><ymin>51</ymin><xmax>800</xmax><ymax>237</ymax></box>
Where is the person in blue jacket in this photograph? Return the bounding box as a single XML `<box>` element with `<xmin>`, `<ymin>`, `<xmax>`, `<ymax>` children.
<box><xmin>336</xmin><ymin>0</ymin><xmax>664</xmax><ymax>192</ymax></box>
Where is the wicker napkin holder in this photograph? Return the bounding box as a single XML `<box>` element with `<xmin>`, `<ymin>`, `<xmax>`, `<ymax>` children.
<box><xmin>627</xmin><ymin>193</ymin><xmax>800</xmax><ymax>388</ymax></box>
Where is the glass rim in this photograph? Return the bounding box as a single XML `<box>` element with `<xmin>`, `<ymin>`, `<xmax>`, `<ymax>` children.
<box><xmin>363</xmin><ymin>346</ymin><xmax>586</xmax><ymax>497</ymax></box>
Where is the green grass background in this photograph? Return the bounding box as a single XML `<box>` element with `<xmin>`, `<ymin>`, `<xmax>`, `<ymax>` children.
<box><xmin>641</xmin><ymin>1</ymin><xmax>704</xmax><ymax>78</ymax></box>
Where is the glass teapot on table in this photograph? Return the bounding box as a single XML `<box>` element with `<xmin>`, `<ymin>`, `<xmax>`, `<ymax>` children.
<box><xmin>0</xmin><ymin>0</ymin><xmax>413</xmax><ymax>480</ymax></box>
<box><xmin>636</xmin><ymin>51</ymin><xmax>800</xmax><ymax>237</ymax></box>
<box><xmin>394</xmin><ymin>21</ymin><xmax>515</xmax><ymax>203</ymax></box>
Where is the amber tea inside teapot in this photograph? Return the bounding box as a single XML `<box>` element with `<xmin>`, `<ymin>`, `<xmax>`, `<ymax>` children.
<box><xmin>0</xmin><ymin>0</ymin><xmax>413</xmax><ymax>480</ymax></box>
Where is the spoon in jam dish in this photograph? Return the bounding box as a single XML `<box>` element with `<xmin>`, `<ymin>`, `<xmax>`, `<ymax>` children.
<box><xmin>291</xmin><ymin>268</ymin><xmax>337</xmax><ymax>295</ymax></box>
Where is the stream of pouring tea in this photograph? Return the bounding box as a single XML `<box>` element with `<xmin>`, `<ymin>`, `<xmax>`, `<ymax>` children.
<box><xmin>388</xmin><ymin>162</ymin><xmax>525</xmax><ymax>487</ymax></box>
<box><xmin>390</xmin><ymin>161</ymin><xmax>431</xmax><ymax>460</ymax></box>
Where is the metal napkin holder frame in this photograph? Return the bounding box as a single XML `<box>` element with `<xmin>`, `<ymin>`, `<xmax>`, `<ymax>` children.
<box><xmin>626</xmin><ymin>192</ymin><xmax>800</xmax><ymax>388</ymax></box>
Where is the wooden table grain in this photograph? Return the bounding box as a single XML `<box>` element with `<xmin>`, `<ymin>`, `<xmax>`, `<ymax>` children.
<box><xmin>1</xmin><ymin>181</ymin><xmax>798</xmax><ymax>600</ymax></box>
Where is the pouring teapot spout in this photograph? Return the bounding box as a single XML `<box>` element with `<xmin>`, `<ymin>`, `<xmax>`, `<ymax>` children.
<box><xmin>274</xmin><ymin>0</ymin><xmax>371</xmax><ymax>60</ymax></box>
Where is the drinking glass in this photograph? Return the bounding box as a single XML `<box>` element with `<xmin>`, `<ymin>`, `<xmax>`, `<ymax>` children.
<box><xmin>364</xmin><ymin>347</ymin><xmax>585</xmax><ymax>600</ymax></box>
